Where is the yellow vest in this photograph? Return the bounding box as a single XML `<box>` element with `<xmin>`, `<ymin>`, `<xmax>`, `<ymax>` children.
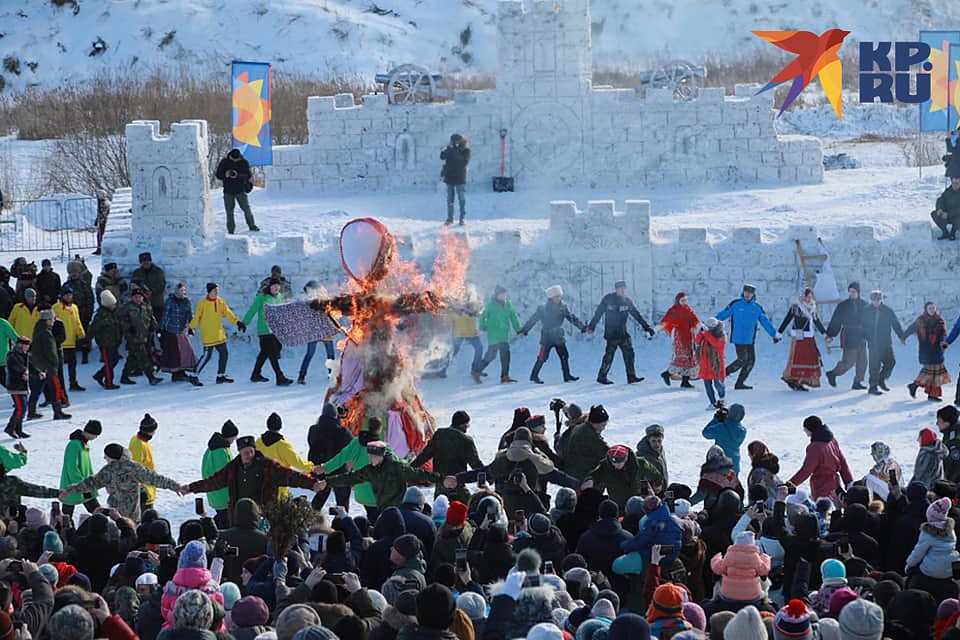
<box><xmin>53</xmin><ymin>302</ymin><xmax>86</xmax><ymax>349</ymax></box>
<box><xmin>8</xmin><ymin>304</ymin><xmax>38</xmax><ymax>340</ymax></box>
<box><xmin>256</xmin><ymin>435</ymin><xmax>314</xmax><ymax>500</ymax></box>
<box><xmin>189</xmin><ymin>296</ymin><xmax>238</xmax><ymax>347</ymax></box>
<box><xmin>128</xmin><ymin>434</ymin><xmax>156</xmax><ymax>505</ymax></box>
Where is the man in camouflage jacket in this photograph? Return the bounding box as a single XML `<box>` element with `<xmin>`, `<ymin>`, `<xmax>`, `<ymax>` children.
<box><xmin>60</xmin><ymin>443</ymin><xmax>181</xmax><ymax>521</ymax></box>
<box><xmin>120</xmin><ymin>286</ymin><xmax>160</xmax><ymax>385</ymax></box>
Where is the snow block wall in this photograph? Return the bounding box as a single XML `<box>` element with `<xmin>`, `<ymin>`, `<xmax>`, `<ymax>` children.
<box><xmin>480</xmin><ymin>201</ymin><xmax>954</xmax><ymax>331</ymax></box>
<box><xmin>124</xmin><ymin>119</ymin><xmax>216</xmax><ymax>246</ymax></box>
<box><xmin>265</xmin><ymin>0</ymin><xmax>823</xmax><ymax>193</ymax></box>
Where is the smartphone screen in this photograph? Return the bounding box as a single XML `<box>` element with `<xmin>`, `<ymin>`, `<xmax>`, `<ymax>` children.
<box><xmin>194</xmin><ymin>497</ymin><xmax>205</xmax><ymax>516</ymax></box>
<box><xmin>477</xmin><ymin>472</ymin><xmax>487</xmax><ymax>486</ymax></box>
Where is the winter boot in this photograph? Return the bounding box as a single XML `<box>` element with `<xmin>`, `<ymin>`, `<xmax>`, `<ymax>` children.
<box><xmin>53</xmin><ymin>405</ymin><xmax>71</xmax><ymax>420</ymax></box>
<box><xmin>26</xmin><ymin>401</ymin><xmax>42</xmax><ymax>420</ymax></box>
<box><xmin>276</xmin><ymin>377</ymin><xmax>294</xmax><ymax>386</ymax></box>
<box><xmin>680</xmin><ymin>376</ymin><xmax>694</xmax><ymax>389</ymax></box>
<box><xmin>69</xmin><ymin>381</ymin><xmax>86</xmax><ymax>392</ymax></box>
<box><xmin>626</xmin><ymin>375</ymin><xmax>644</xmax><ymax>384</ymax></box>
<box><xmin>470</xmin><ymin>371</ymin><xmax>483</xmax><ymax>384</ymax></box>
<box><xmin>907</xmin><ymin>382</ymin><xmax>918</xmax><ymax>398</ymax></box>
<box><xmin>929</xmin><ymin>395</ymin><xmax>942</xmax><ymax>402</ymax></box>
<box><xmin>597</xmin><ymin>377</ymin><xmax>614</xmax><ymax>385</ymax></box>
<box><xmin>660</xmin><ymin>371</ymin><xmax>671</xmax><ymax>386</ymax></box>
<box><xmin>784</xmin><ymin>379</ymin><xmax>799</xmax><ymax>390</ymax></box>
<box><xmin>530</xmin><ymin>360</ymin><xmax>545</xmax><ymax>384</ymax></box>
<box><xmin>560</xmin><ymin>356</ymin><xmax>578</xmax><ymax>382</ymax></box>
<box><xmin>852</xmin><ymin>381</ymin><xmax>867</xmax><ymax>390</ymax></box>
<box><xmin>251</xmin><ymin>374</ymin><xmax>269</xmax><ymax>383</ymax></box>
<box><xmin>868</xmin><ymin>386</ymin><xmax>883</xmax><ymax>395</ymax></box>
<box><xmin>147</xmin><ymin>374</ymin><xmax>162</xmax><ymax>386</ymax></box>
<box><xmin>216</xmin><ymin>375</ymin><xmax>234</xmax><ymax>384</ymax></box>
<box><xmin>188</xmin><ymin>376</ymin><xmax>203</xmax><ymax>387</ymax></box>
<box><xmin>500</xmin><ymin>375</ymin><xmax>518</xmax><ymax>383</ymax></box>
<box><xmin>879</xmin><ymin>379</ymin><xmax>890</xmax><ymax>392</ymax></box>
<box><xmin>15</xmin><ymin>420</ymin><xmax>29</xmax><ymax>439</ymax></box>
<box><xmin>826</xmin><ymin>371</ymin><xmax>837</xmax><ymax>387</ymax></box>
<box><xmin>120</xmin><ymin>375</ymin><xmax>136</xmax><ymax>385</ymax></box>
<box><xmin>297</xmin><ymin>373</ymin><xmax>306</xmax><ymax>385</ymax></box>
<box><xmin>4</xmin><ymin>418</ymin><xmax>18</xmax><ymax>439</ymax></box>
<box><xmin>171</xmin><ymin>371</ymin><xmax>188</xmax><ymax>382</ymax></box>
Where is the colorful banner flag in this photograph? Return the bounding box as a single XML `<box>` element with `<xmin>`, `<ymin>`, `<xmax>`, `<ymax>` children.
<box><xmin>919</xmin><ymin>31</ymin><xmax>960</xmax><ymax>132</ymax></box>
<box><xmin>231</xmin><ymin>61</ymin><xmax>272</xmax><ymax>166</ymax></box>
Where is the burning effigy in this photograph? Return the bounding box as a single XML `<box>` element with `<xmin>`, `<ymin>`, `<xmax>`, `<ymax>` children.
<box><xmin>266</xmin><ymin>218</ymin><xmax>469</xmax><ymax>458</ymax></box>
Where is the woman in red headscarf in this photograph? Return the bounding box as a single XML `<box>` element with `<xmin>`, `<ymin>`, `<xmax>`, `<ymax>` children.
<box><xmin>657</xmin><ymin>292</ymin><xmax>700</xmax><ymax>388</ymax></box>
<box><xmin>906</xmin><ymin>300</ymin><xmax>951</xmax><ymax>401</ymax></box>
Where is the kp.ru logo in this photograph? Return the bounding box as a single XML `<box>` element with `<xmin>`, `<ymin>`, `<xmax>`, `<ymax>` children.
<box><xmin>752</xmin><ymin>30</ymin><xmax>933</xmax><ymax>121</ymax></box>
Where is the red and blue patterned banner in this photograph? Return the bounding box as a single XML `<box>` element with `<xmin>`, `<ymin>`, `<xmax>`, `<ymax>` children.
<box><xmin>231</xmin><ymin>61</ymin><xmax>272</xmax><ymax>166</ymax></box>
<box><xmin>919</xmin><ymin>31</ymin><xmax>960</xmax><ymax>132</ymax></box>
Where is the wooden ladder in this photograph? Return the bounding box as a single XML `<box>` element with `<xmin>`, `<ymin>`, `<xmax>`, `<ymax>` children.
<box><xmin>795</xmin><ymin>238</ymin><xmax>843</xmax><ymax>354</ymax></box>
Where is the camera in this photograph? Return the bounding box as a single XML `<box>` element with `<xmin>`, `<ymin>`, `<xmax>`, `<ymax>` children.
<box><xmin>223</xmin><ymin>545</ymin><xmax>239</xmax><ymax>558</ymax></box>
<box><xmin>328</xmin><ymin>507</ymin><xmax>339</xmax><ymax>516</ymax></box>
<box><xmin>7</xmin><ymin>561</ymin><xmax>21</xmax><ymax>573</ymax></box>
<box><xmin>509</xmin><ymin>470</ymin><xmax>526</xmax><ymax>486</ymax></box>
<box><xmin>523</xmin><ymin>574</ymin><xmax>541</xmax><ymax>588</ymax></box>
<box><xmin>549</xmin><ymin>398</ymin><xmax>566</xmax><ymax>413</ymax></box>
<box><xmin>658</xmin><ymin>545</ymin><xmax>675</xmax><ymax>556</ymax></box>
<box><xmin>714</xmin><ymin>403</ymin><xmax>729</xmax><ymax>422</ymax></box>
<box><xmin>543</xmin><ymin>560</ymin><xmax>554</xmax><ymax>575</ymax></box>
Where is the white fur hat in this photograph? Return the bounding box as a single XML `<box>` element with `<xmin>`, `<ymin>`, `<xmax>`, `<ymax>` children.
<box><xmin>545</xmin><ymin>285</ymin><xmax>563</xmax><ymax>298</ymax></box>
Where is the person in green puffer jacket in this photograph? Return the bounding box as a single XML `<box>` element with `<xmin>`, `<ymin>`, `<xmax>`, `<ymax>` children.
<box><xmin>321</xmin><ymin>418</ymin><xmax>394</xmax><ymax>521</ymax></box>
<box><xmin>241</xmin><ymin>280</ymin><xmax>292</xmax><ymax>385</ymax></box>
<box><xmin>584</xmin><ymin>446</ymin><xmax>664</xmax><ymax>510</ymax></box>
<box><xmin>0</xmin><ymin>316</ymin><xmax>19</xmax><ymax>388</ymax></box>
<box><xmin>563</xmin><ymin>405</ymin><xmax>612</xmax><ymax>481</ymax></box>
<box><xmin>474</xmin><ymin>285</ymin><xmax>522</xmax><ymax>383</ymax></box>
<box><xmin>59</xmin><ymin>420</ymin><xmax>102</xmax><ymax>514</ymax></box>
<box><xmin>202</xmin><ymin>420</ymin><xmax>238</xmax><ymax>528</ymax></box>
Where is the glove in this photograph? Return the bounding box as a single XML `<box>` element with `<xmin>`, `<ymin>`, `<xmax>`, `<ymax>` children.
<box><xmin>645</xmin><ymin>327</ymin><xmax>656</xmax><ymax>337</ymax></box>
<box><xmin>236</xmin><ymin>321</ymin><xmax>247</xmax><ymax>333</ymax></box>
<box><xmin>502</xmin><ymin>571</ymin><xmax>526</xmax><ymax>600</ymax></box>
<box><xmin>188</xmin><ymin>328</ymin><xmax>195</xmax><ymax>336</ymax></box>
<box><xmin>773</xmin><ymin>336</ymin><xmax>782</xmax><ymax>344</ymax></box>
<box><xmin>273</xmin><ymin>560</ymin><xmax>288</xmax><ymax>583</ymax></box>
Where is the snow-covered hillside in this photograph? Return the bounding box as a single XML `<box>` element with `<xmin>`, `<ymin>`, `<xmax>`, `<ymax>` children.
<box><xmin>0</xmin><ymin>0</ymin><xmax>956</xmax><ymax>92</ymax></box>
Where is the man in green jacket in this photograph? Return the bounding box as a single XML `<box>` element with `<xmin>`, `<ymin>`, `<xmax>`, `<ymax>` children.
<box><xmin>89</xmin><ymin>290</ymin><xmax>122</xmax><ymax>390</ymax></box>
<box><xmin>120</xmin><ymin>286</ymin><xmax>161</xmax><ymax>385</ymax></box>
<box><xmin>473</xmin><ymin>285</ymin><xmax>522</xmax><ymax>383</ymax></box>
<box><xmin>202</xmin><ymin>420</ymin><xmax>238</xmax><ymax>528</ymax></box>
<box><xmin>29</xmin><ymin>309</ymin><xmax>69</xmax><ymax>420</ymax></box>
<box><xmin>563</xmin><ymin>404</ymin><xmax>611</xmax><ymax>481</ymax></box>
<box><xmin>242</xmin><ymin>280</ymin><xmax>292</xmax><ymax>385</ymax></box>
<box><xmin>319</xmin><ymin>441</ymin><xmax>456</xmax><ymax>515</ymax></box>
<box><xmin>59</xmin><ymin>420</ymin><xmax>102</xmax><ymax>515</ymax></box>
<box><xmin>131</xmin><ymin>252</ymin><xmax>166</xmax><ymax>322</ymax></box>
<box><xmin>583</xmin><ymin>445</ymin><xmax>663</xmax><ymax>510</ymax></box>
<box><xmin>410</xmin><ymin>410</ymin><xmax>484</xmax><ymax>502</ymax></box>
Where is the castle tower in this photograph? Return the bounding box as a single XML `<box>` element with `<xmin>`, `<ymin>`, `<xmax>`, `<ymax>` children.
<box><xmin>125</xmin><ymin>119</ymin><xmax>215</xmax><ymax>246</ymax></box>
<box><xmin>497</xmin><ymin>0</ymin><xmax>592</xmax><ymax>184</ymax></box>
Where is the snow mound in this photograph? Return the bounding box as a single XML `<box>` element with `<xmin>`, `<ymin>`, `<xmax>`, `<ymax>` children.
<box><xmin>777</xmin><ymin>103</ymin><xmax>917</xmax><ymax>139</ymax></box>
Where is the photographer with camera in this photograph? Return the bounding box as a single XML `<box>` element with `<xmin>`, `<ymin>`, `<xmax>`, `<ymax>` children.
<box><xmin>215</xmin><ymin>148</ymin><xmax>259</xmax><ymax>234</ymax></box>
<box><xmin>440</xmin><ymin>133</ymin><xmax>470</xmax><ymax>226</ymax></box>
<box><xmin>702</xmin><ymin>403</ymin><xmax>747</xmax><ymax>475</ymax></box>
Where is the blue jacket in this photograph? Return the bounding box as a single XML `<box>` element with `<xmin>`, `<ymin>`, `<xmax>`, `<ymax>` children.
<box><xmin>620</xmin><ymin>503</ymin><xmax>683</xmax><ymax>564</ymax></box>
<box><xmin>905</xmin><ymin>519</ymin><xmax>960</xmax><ymax>579</ymax></box>
<box><xmin>716</xmin><ymin>295</ymin><xmax>776</xmax><ymax>345</ymax></box>
<box><xmin>702</xmin><ymin>405</ymin><xmax>747</xmax><ymax>475</ymax></box>
<box><xmin>158</xmin><ymin>295</ymin><xmax>193</xmax><ymax>333</ymax></box>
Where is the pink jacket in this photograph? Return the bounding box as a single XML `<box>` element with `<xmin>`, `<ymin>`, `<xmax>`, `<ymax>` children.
<box><xmin>711</xmin><ymin>543</ymin><xmax>771</xmax><ymax>601</ymax></box>
<box><xmin>788</xmin><ymin>439</ymin><xmax>853</xmax><ymax>500</ymax></box>
<box><xmin>160</xmin><ymin>567</ymin><xmax>225</xmax><ymax>629</ymax></box>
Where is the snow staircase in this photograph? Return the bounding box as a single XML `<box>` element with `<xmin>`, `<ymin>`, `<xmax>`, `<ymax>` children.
<box><xmin>795</xmin><ymin>237</ymin><xmax>842</xmax><ymax>354</ymax></box>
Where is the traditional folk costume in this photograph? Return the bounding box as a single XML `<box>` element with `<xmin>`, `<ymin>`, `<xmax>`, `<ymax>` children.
<box><xmin>658</xmin><ymin>292</ymin><xmax>700</xmax><ymax>387</ymax></box>
<box><xmin>777</xmin><ymin>294</ymin><xmax>826</xmax><ymax>391</ymax></box>
<box><xmin>906</xmin><ymin>304</ymin><xmax>951</xmax><ymax>401</ymax></box>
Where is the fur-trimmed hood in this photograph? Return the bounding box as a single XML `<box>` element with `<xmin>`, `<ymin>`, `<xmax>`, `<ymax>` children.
<box><xmin>381</xmin><ymin>605</ymin><xmax>416</xmax><ymax>632</ymax></box>
<box><xmin>922</xmin><ymin>517</ymin><xmax>956</xmax><ymax>539</ymax></box>
<box><xmin>486</xmin><ymin>583</ymin><xmax>557</xmax><ymax>638</ymax></box>
<box><xmin>506</xmin><ymin>440</ymin><xmax>554</xmax><ymax>474</ymax></box>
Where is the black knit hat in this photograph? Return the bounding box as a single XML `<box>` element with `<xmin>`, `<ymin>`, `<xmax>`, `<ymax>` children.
<box><xmin>415</xmin><ymin>584</ymin><xmax>456</xmax><ymax>630</ymax></box>
<box><xmin>451</xmin><ymin>410</ymin><xmax>470</xmax><ymax>428</ymax></box>
<box><xmin>938</xmin><ymin>405</ymin><xmax>959</xmax><ymax>426</ymax></box>
<box><xmin>848</xmin><ymin>281</ymin><xmax>861</xmax><ymax>294</ymax></box>
<box><xmin>104</xmin><ymin>444</ymin><xmax>124</xmax><ymax>460</ymax></box>
<box><xmin>392</xmin><ymin>533</ymin><xmax>421</xmax><ymax>560</ymax></box>
<box><xmin>139</xmin><ymin>252</ymin><xmax>152</xmax><ymax>263</ymax></box>
<box><xmin>266</xmin><ymin>412</ymin><xmax>282</xmax><ymax>431</ymax></box>
<box><xmin>139</xmin><ymin>413</ymin><xmax>158</xmax><ymax>433</ymax></box>
<box><xmin>588</xmin><ymin>404</ymin><xmax>609</xmax><ymax>424</ymax></box>
<box><xmin>220</xmin><ymin>420</ymin><xmax>239</xmax><ymax>438</ymax></box>
<box><xmin>802</xmin><ymin>415</ymin><xmax>823</xmax><ymax>432</ymax></box>
<box><xmin>84</xmin><ymin>420</ymin><xmax>103</xmax><ymax>436</ymax></box>
<box><xmin>206</xmin><ymin>282</ymin><xmax>218</xmax><ymax>293</ymax></box>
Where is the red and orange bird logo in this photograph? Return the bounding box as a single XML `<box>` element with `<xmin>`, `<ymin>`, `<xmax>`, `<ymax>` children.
<box><xmin>753</xmin><ymin>29</ymin><xmax>850</xmax><ymax>120</ymax></box>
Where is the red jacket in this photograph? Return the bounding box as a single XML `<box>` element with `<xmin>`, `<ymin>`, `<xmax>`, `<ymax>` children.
<box><xmin>788</xmin><ymin>427</ymin><xmax>853</xmax><ymax>499</ymax></box>
<box><xmin>695</xmin><ymin>329</ymin><xmax>726</xmax><ymax>381</ymax></box>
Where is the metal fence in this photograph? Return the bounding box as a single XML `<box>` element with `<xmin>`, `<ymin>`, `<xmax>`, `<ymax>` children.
<box><xmin>0</xmin><ymin>196</ymin><xmax>98</xmax><ymax>257</ymax></box>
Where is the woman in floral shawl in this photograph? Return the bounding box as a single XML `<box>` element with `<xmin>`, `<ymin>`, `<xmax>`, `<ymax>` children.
<box><xmin>658</xmin><ymin>292</ymin><xmax>700</xmax><ymax>388</ymax></box>
<box><xmin>906</xmin><ymin>300</ymin><xmax>951</xmax><ymax>401</ymax></box>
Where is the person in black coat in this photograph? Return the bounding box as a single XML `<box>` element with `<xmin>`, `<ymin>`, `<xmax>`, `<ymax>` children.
<box><xmin>67</xmin><ymin>512</ymin><xmax>136</xmax><ymax>593</ymax></box>
<box><xmin>440</xmin><ymin>134</ymin><xmax>470</xmax><ymax>225</ymax></box>
<box><xmin>218</xmin><ymin>498</ymin><xmax>268</xmax><ymax>585</ymax></box>
<box><xmin>520</xmin><ymin>285</ymin><xmax>587</xmax><ymax>384</ymax></box>
<box><xmin>214</xmin><ymin>148</ymin><xmax>258</xmax><ymax>234</ymax></box>
<box><xmin>863</xmin><ymin>290</ymin><xmax>906</xmax><ymax>395</ymax></box>
<box><xmin>825</xmin><ymin>282</ymin><xmax>869</xmax><ymax>390</ymax></box>
<box><xmin>885</xmin><ymin>482</ymin><xmax>929</xmax><ymax>572</ymax></box>
<box><xmin>398</xmin><ymin>488</ymin><xmax>437</xmax><ymax>563</ymax></box>
<box><xmin>946</xmin><ymin>126</ymin><xmax>960</xmax><ymax>179</ymax></box>
<box><xmin>358</xmin><ymin>506</ymin><xmax>407</xmax><ymax>590</ymax></box>
<box><xmin>586</xmin><ymin>280</ymin><xmax>655</xmax><ymax>385</ymax></box>
<box><xmin>307</xmin><ymin>403</ymin><xmax>352</xmax><ymax>510</ymax></box>
<box><xmin>512</xmin><ymin>512</ymin><xmax>568</xmax><ymax>567</ymax></box>
<box><xmin>34</xmin><ymin>260</ymin><xmax>61</xmax><ymax>305</ymax></box>
<box><xmin>575</xmin><ymin>499</ymin><xmax>632</xmax><ymax>578</ymax></box>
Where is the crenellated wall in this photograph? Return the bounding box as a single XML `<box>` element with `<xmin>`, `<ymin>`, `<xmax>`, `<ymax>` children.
<box><xmin>265</xmin><ymin>0</ymin><xmax>823</xmax><ymax>194</ymax></box>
